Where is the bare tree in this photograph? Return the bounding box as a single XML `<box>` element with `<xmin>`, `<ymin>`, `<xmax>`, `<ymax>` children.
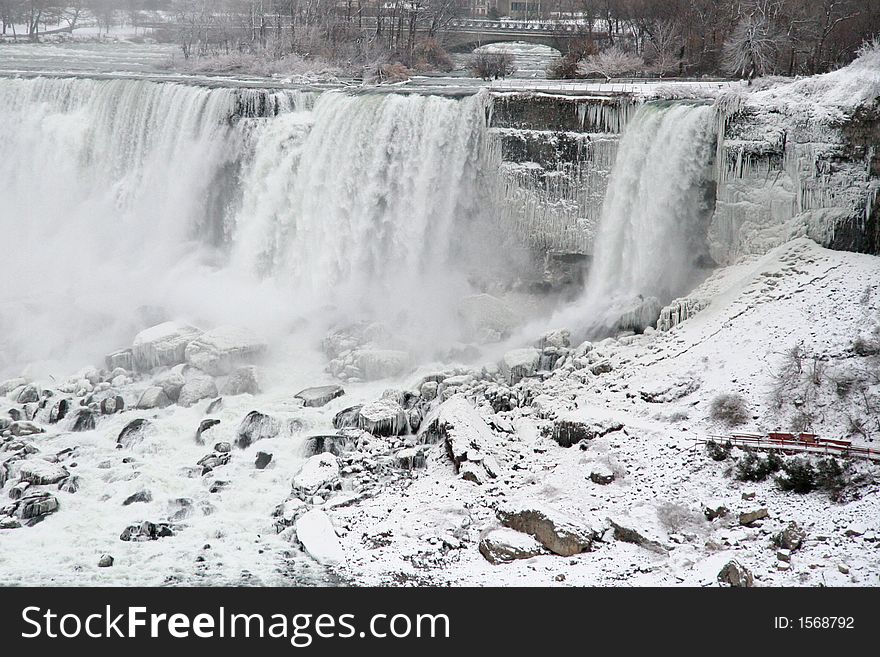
<box><xmin>577</xmin><ymin>45</ymin><xmax>645</xmax><ymax>80</ymax></box>
<box><xmin>722</xmin><ymin>3</ymin><xmax>784</xmax><ymax>79</ymax></box>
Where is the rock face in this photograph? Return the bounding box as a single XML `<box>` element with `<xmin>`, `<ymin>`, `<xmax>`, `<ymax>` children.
<box><xmin>236</xmin><ymin>411</ymin><xmax>281</xmax><ymax>449</ymax></box>
<box><xmin>132</xmin><ymin>322</ymin><xmax>202</xmax><ymax>371</ymax></box>
<box><xmin>718</xmin><ymin>560</ymin><xmax>754</xmax><ymax>587</ymax></box>
<box><xmin>499</xmin><ymin>348</ymin><xmax>540</xmax><ymax>385</ymax></box>
<box><xmin>424</xmin><ymin>396</ymin><xmax>501</xmax><ymax>484</ymax></box>
<box><xmin>295</xmin><ymin>508</ymin><xmax>345</xmax><ymax>566</ymax></box>
<box><xmin>497</xmin><ymin>502</ymin><xmax>597</xmax><ymax>557</ymax></box>
<box><xmin>184</xmin><ymin>325</ymin><xmax>267</xmax><ymax>376</ymax></box>
<box><xmin>295</xmin><ymin>385</ymin><xmax>345</xmax><ymax>408</ymax></box>
<box><xmin>292</xmin><ymin>453</ymin><xmax>339</xmax><ymax>496</ymax></box>
<box><xmin>357</xmin><ymin>398</ymin><xmax>407</xmax><ymax>437</ymax></box>
<box><xmin>479</xmin><ymin>527</ymin><xmax>545</xmax><ymax>564</ymax></box>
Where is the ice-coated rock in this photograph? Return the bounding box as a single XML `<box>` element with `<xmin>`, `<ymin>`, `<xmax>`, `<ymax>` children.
<box><xmin>10</xmin><ymin>420</ymin><xmax>43</xmax><ymax>437</ymax></box>
<box><xmin>120</xmin><ymin>521</ymin><xmax>174</xmax><ymax>541</ymax></box>
<box><xmin>295</xmin><ymin>385</ymin><xmax>345</xmax><ymax>408</ymax></box>
<box><xmin>551</xmin><ymin>409</ymin><xmax>624</xmax><ymax>447</ymax></box>
<box><xmin>14</xmin><ymin>491</ymin><xmax>60</xmax><ymax>522</ymax></box>
<box><xmin>117</xmin><ymin>418</ymin><xmax>152</xmax><ymax>449</ymax></box>
<box><xmin>15</xmin><ymin>385</ymin><xmax>40</xmax><ymax>404</ymax></box>
<box><xmin>295</xmin><ymin>508</ymin><xmax>345</xmax><ymax>566</ymax></box>
<box><xmin>17</xmin><ymin>459</ymin><xmax>69</xmax><ymax>485</ymax></box>
<box><xmin>105</xmin><ymin>348</ymin><xmax>135</xmax><ymax>371</ymax></box>
<box><xmin>100</xmin><ymin>395</ymin><xmax>125</xmax><ymax>415</ymax></box>
<box><xmin>357</xmin><ymin>398</ymin><xmax>407</xmax><ymax>437</ymax></box>
<box><xmin>497</xmin><ymin>501</ymin><xmax>599</xmax><ymax>557</ymax></box>
<box><xmin>255</xmin><ymin>451</ymin><xmax>273</xmax><ymax>469</ymax></box>
<box><xmin>136</xmin><ymin>386</ymin><xmax>171</xmax><ymax>410</ymax></box>
<box><xmin>235</xmin><ymin>410</ymin><xmax>281</xmax><ymax>449</ymax></box>
<box><xmin>153</xmin><ymin>369</ymin><xmax>186</xmax><ymax>402</ymax></box>
<box><xmin>499</xmin><ymin>348</ymin><xmax>540</xmax><ymax>385</ymax></box>
<box><xmin>423</xmin><ymin>396</ymin><xmax>501</xmax><ymax>484</ymax></box>
<box><xmin>353</xmin><ymin>348</ymin><xmax>411</xmax><ymax>380</ymax></box>
<box><xmin>222</xmin><ymin>366</ymin><xmax>261</xmax><ymax>396</ymax></box>
<box><xmin>184</xmin><ymin>325</ymin><xmax>267</xmax><ymax>376</ymax></box>
<box><xmin>479</xmin><ymin>527</ymin><xmax>546</xmax><ymax>564</ymax></box>
<box><xmin>0</xmin><ymin>377</ymin><xmax>28</xmax><ymax>396</ymax></box>
<box><xmin>332</xmin><ymin>405</ymin><xmax>362</xmax><ymax>430</ymax></box>
<box><xmin>178</xmin><ymin>374</ymin><xmax>219</xmax><ymax>408</ymax></box>
<box><xmin>292</xmin><ymin>453</ymin><xmax>339</xmax><ymax>495</ymax></box>
<box><xmin>304</xmin><ymin>434</ymin><xmax>358</xmax><ymax>458</ymax></box>
<box><xmin>70</xmin><ymin>408</ymin><xmax>97</xmax><ymax>432</ymax></box>
<box><xmin>195</xmin><ymin>418</ymin><xmax>221</xmax><ymax>444</ymax></box>
<box><xmin>132</xmin><ymin>321</ymin><xmax>202</xmax><ymax>371</ymax></box>
<box><xmin>48</xmin><ymin>398</ymin><xmax>71</xmax><ymax>424</ymax></box>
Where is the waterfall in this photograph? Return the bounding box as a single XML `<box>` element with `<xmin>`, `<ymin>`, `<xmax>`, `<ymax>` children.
<box><xmin>540</xmin><ymin>101</ymin><xmax>718</xmax><ymax>338</ymax></box>
<box><xmin>0</xmin><ymin>77</ymin><xmax>511</xmax><ymax>374</ymax></box>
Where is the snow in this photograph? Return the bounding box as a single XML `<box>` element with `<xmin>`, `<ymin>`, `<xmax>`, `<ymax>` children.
<box><xmin>295</xmin><ymin>509</ymin><xmax>346</xmax><ymax>566</ymax></box>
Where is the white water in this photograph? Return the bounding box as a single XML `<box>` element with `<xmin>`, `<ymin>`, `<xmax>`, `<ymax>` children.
<box><xmin>551</xmin><ymin>102</ymin><xmax>718</xmax><ymax>335</ymax></box>
<box><xmin>0</xmin><ymin>78</ymin><xmax>517</xmax><ymax>377</ymax></box>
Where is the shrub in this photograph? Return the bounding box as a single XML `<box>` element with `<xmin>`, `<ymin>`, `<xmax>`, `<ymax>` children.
<box><xmin>776</xmin><ymin>458</ymin><xmax>816</xmax><ymax>493</ymax></box>
<box><xmin>709</xmin><ymin>393</ymin><xmax>750</xmax><ymax>426</ymax></box>
<box><xmin>815</xmin><ymin>458</ymin><xmax>848</xmax><ymax>500</ymax></box>
<box><xmin>372</xmin><ymin>62</ymin><xmax>411</xmax><ymax>83</ymax></box>
<box><xmin>735</xmin><ymin>451</ymin><xmax>782</xmax><ymax>482</ymax></box>
<box><xmin>705</xmin><ymin>439</ymin><xmax>731</xmax><ymax>461</ymax></box>
<box><xmin>577</xmin><ymin>46</ymin><xmax>645</xmax><ymax>80</ymax></box>
<box><xmin>471</xmin><ymin>52</ymin><xmax>516</xmax><ymax>79</ymax></box>
<box><xmin>657</xmin><ymin>502</ymin><xmax>704</xmax><ymax>533</ymax></box>
<box><xmin>412</xmin><ymin>38</ymin><xmax>453</xmax><ymax>72</ymax></box>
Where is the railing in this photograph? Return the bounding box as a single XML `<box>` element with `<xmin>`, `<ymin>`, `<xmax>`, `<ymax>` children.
<box><xmin>693</xmin><ymin>433</ymin><xmax>880</xmax><ymax>462</ymax></box>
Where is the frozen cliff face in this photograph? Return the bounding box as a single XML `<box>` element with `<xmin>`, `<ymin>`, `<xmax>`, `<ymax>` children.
<box><xmin>709</xmin><ymin>50</ymin><xmax>880</xmax><ymax>265</ymax></box>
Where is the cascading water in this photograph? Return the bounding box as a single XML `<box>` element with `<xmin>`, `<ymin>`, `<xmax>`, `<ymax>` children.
<box><xmin>555</xmin><ymin>101</ymin><xmax>718</xmax><ymax>336</ymax></box>
<box><xmin>0</xmin><ymin>77</ymin><xmax>518</xmax><ymax>376</ymax></box>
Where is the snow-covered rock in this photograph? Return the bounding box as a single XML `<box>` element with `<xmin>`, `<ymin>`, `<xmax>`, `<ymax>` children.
<box><xmin>17</xmin><ymin>460</ymin><xmax>68</xmax><ymax>485</ymax></box>
<box><xmin>222</xmin><ymin>366</ymin><xmax>261</xmax><ymax>396</ymax></box>
<box><xmin>608</xmin><ymin>507</ymin><xmax>670</xmax><ymax>554</ymax></box>
<box><xmin>424</xmin><ymin>396</ymin><xmax>501</xmax><ymax>483</ymax></box>
<box><xmin>497</xmin><ymin>501</ymin><xmax>599</xmax><ymax>557</ymax></box>
<box><xmin>177</xmin><ymin>374</ymin><xmax>219</xmax><ymax>408</ymax></box>
<box><xmin>551</xmin><ymin>408</ymin><xmax>624</xmax><ymax>447</ymax></box>
<box><xmin>499</xmin><ymin>348</ymin><xmax>540</xmax><ymax>385</ymax></box>
<box><xmin>295</xmin><ymin>509</ymin><xmax>345</xmax><ymax>566</ymax></box>
<box><xmin>136</xmin><ymin>386</ymin><xmax>171</xmax><ymax>410</ymax></box>
<box><xmin>479</xmin><ymin>527</ymin><xmax>545</xmax><ymax>564</ymax></box>
<box><xmin>132</xmin><ymin>321</ymin><xmax>202</xmax><ymax>371</ymax></box>
<box><xmin>353</xmin><ymin>348</ymin><xmax>411</xmax><ymax>380</ymax></box>
<box><xmin>357</xmin><ymin>398</ymin><xmax>407</xmax><ymax>437</ymax></box>
<box><xmin>292</xmin><ymin>453</ymin><xmax>339</xmax><ymax>496</ymax></box>
<box><xmin>184</xmin><ymin>325</ymin><xmax>267</xmax><ymax>376</ymax></box>
<box><xmin>295</xmin><ymin>385</ymin><xmax>344</xmax><ymax>408</ymax></box>
<box><xmin>235</xmin><ymin>411</ymin><xmax>281</xmax><ymax>449</ymax></box>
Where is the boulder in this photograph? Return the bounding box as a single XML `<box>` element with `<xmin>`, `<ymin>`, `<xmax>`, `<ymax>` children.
<box><xmin>15</xmin><ymin>491</ymin><xmax>59</xmax><ymax>523</ymax></box>
<box><xmin>499</xmin><ymin>348</ymin><xmax>540</xmax><ymax>385</ymax></box>
<box><xmin>117</xmin><ymin>418</ymin><xmax>152</xmax><ymax>449</ymax></box>
<box><xmin>608</xmin><ymin>510</ymin><xmax>670</xmax><ymax>554</ymax></box>
<box><xmin>235</xmin><ymin>411</ymin><xmax>281</xmax><ymax>449</ymax></box>
<box><xmin>222</xmin><ymin>366</ymin><xmax>261</xmax><ymax>396</ymax></box>
<box><xmin>105</xmin><ymin>349</ymin><xmax>135</xmax><ymax>371</ymax></box>
<box><xmin>132</xmin><ymin>321</ymin><xmax>202</xmax><ymax>371</ymax></box>
<box><xmin>0</xmin><ymin>377</ymin><xmax>28</xmax><ymax>396</ymax></box>
<box><xmin>497</xmin><ymin>501</ymin><xmax>598</xmax><ymax>557</ymax></box>
<box><xmin>136</xmin><ymin>386</ymin><xmax>171</xmax><ymax>410</ymax></box>
<box><xmin>98</xmin><ymin>554</ymin><xmax>114</xmax><ymax>568</ymax></box>
<box><xmin>332</xmin><ymin>405</ymin><xmax>362</xmax><ymax>430</ymax></box>
<box><xmin>773</xmin><ymin>522</ymin><xmax>806</xmax><ymax>551</ymax></box>
<box><xmin>122</xmin><ymin>490</ymin><xmax>153</xmax><ymax>505</ymax></box>
<box><xmin>479</xmin><ymin>527</ymin><xmax>546</xmax><ymax>564</ymax></box>
<box><xmin>120</xmin><ymin>521</ymin><xmax>174</xmax><ymax>542</ymax></box>
<box><xmin>184</xmin><ymin>325</ymin><xmax>267</xmax><ymax>376</ymax></box>
<box><xmin>358</xmin><ymin>398</ymin><xmax>407</xmax><ymax>437</ymax></box>
<box><xmin>48</xmin><ymin>398</ymin><xmax>72</xmax><ymax>424</ymax></box>
<box><xmin>178</xmin><ymin>374</ymin><xmax>219</xmax><ymax>408</ymax></box>
<box><xmin>423</xmin><ymin>396</ymin><xmax>501</xmax><ymax>484</ymax></box>
<box><xmin>152</xmin><ymin>370</ymin><xmax>186</xmax><ymax>402</ymax></box>
<box><xmin>255</xmin><ymin>451</ymin><xmax>273</xmax><ymax>469</ymax></box>
<box><xmin>292</xmin><ymin>453</ymin><xmax>339</xmax><ymax>496</ymax></box>
<box><xmin>10</xmin><ymin>420</ymin><xmax>43</xmax><ymax>437</ymax></box>
<box><xmin>15</xmin><ymin>385</ymin><xmax>40</xmax><ymax>404</ymax></box>
<box><xmin>739</xmin><ymin>508</ymin><xmax>769</xmax><ymax>526</ymax></box>
<box><xmin>195</xmin><ymin>419</ymin><xmax>221</xmax><ymax>444</ymax></box>
<box><xmin>17</xmin><ymin>460</ymin><xmax>69</xmax><ymax>485</ymax></box>
<box><xmin>352</xmin><ymin>349</ymin><xmax>411</xmax><ymax>380</ymax></box>
<box><xmin>551</xmin><ymin>410</ymin><xmax>624</xmax><ymax>448</ymax></box>
<box><xmin>70</xmin><ymin>408</ymin><xmax>96</xmax><ymax>432</ymax></box>
<box><xmin>295</xmin><ymin>385</ymin><xmax>345</xmax><ymax>408</ymax></box>
<box><xmin>295</xmin><ymin>509</ymin><xmax>345</xmax><ymax>566</ymax></box>
<box><xmin>99</xmin><ymin>395</ymin><xmax>125</xmax><ymax>415</ymax></box>
<box><xmin>304</xmin><ymin>434</ymin><xmax>358</xmax><ymax>458</ymax></box>
<box><xmin>718</xmin><ymin>560</ymin><xmax>754</xmax><ymax>587</ymax></box>
<box><xmin>589</xmin><ymin>464</ymin><xmax>616</xmax><ymax>485</ymax></box>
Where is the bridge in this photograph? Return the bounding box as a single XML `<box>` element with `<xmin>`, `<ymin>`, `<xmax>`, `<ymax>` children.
<box><xmin>441</xmin><ymin>19</ymin><xmax>606</xmax><ymax>53</ymax></box>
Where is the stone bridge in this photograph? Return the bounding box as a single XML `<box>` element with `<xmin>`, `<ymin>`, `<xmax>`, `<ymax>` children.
<box><xmin>440</xmin><ymin>19</ymin><xmax>607</xmax><ymax>53</ymax></box>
